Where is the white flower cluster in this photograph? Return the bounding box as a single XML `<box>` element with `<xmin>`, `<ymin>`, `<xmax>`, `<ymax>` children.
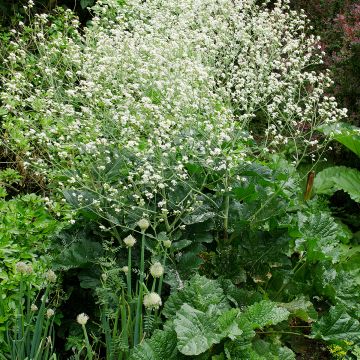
<box><xmin>0</xmin><ymin>0</ymin><xmax>347</xmax><ymax>222</ymax></box>
<box><xmin>143</xmin><ymin>292</ymin><xmax>162</xmax><ymax>310</ymax></box>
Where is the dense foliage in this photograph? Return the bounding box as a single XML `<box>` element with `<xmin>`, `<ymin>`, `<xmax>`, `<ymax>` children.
<box><xmin>0</xmin><ymin>0</ymin><xmax>359</xmax><ymax>359</ymax></box>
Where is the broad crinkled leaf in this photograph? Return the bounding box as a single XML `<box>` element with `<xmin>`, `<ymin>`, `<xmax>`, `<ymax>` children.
<box><xmin>163</xmin><ymin>274</ymin><xmax>228</xmax><ymax>318</ymax></box>
<box><xmin>129</xmin><ymin>328</ymin><xmax>182</xmax><ymax>360</ymax></box>
<box><xmin>315</xmin><ymin>166</ymin><xmax>360</xmax><ymax>203</ymax></box>
<box><xmin>311</xmin><ymin>306</ymin><xmax>360</xmax><ymax>343</ymax></box>
<box><xmin>280</xmin><ymin>296</ymin><xmax>317</xmax><ymax>322</ymax></box>
<box><xmin>295</xmin><ymin>211</ymin><xmax>349</xmax><ymax>262</ymax></box>
<box><xmin>174</xmin><ymin>304</ymin><xmax>241</xmax><ymax>356</ymax></box>
<box><xmin>320</xmin><ymin>122</ymin><xmax>360</xmax><ymax>158</ymax></box>
<box><xmin>240</xmin><ymin>300</ymin><xmax>290</xmax><ymax>329</ymax></box>
<box><xmin>225</xmin><ymin>339</ymin><xmax>295</xmax><ymax>360</ymax></box>
<box><xmin>314</xmin><ymin>255</ymin><xmax>360</xmax><ymax>317</ymax></box>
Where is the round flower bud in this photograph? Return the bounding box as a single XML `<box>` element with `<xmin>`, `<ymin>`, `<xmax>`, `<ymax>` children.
<box><xmin>45</xmin><ymin>270</ymin><xmax>57</xmax><ymax>283</ymax></box>
<box><xmin>137</xmin><ymin>218</ymin><xmax>150</xmax><ymax>232</ymax></box>
<box><xmin>121</xmin><ymin>266</ymin><xmax>129</xmax><ymax>274</ymax></box>
<box><xmin>101</xmin><ymin>273</ymin><xmax>108</xmax><ymax>281</ymax></box>
<box><xmin>149</xmin><ymin>262</ymin><xmax>164</xmax><ymax>278</ymax></box>
<box><xmin>77</xmin><ymin>313</ymin><xmax>89</xmax><ymax>325</ymax></box>
<box><xmin>143</xmin><ymin>292</ymin><xmax>162</xmax><ymax>310</ymax></box>
<box><xmin>46</xmin><ymin>309</ymin><xmax>55</xmax><ymax>318</ymax></box>
<box><xmin>31</xmin><ymin>304</ymin><xmax>38</xmax><ymax>312</ymax></box>
<box><xmin>163</xmin><ymin>240</ymin><xmax>172</xmax><ymax>248</ymax></box>
<box><xmin>123</xmin><ymin>235</ymin><xmax>136</xmax><ymax>248</ymax></box>
<box><xmin>16</xmin><ymin>261</ymin><xmax>32</xmax><ymax>274</ymax></box>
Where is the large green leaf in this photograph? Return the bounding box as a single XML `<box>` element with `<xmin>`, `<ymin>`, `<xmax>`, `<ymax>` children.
<box><xmin>320</xmin><ymin>122</ymin><xmax>360</xmax><ymax>158</ymax></box>
<box><xmin>174</xmin><ymin>304</ymin><xmax>242</xmax><ymax>356</ymax></box>
<box><xmin>315</xmin><ymin>166</ymin><xmax>360</xmax><ymax>203</ymax></box>
<box><xmin>129</xmin><ymin>328</ymin><xmax>182</xmax><ymax>360</ymax></box>
<box><xmin>163</xmin><ymin>275</ymin><xmax>229</xmax><ymax>318</ymax></box>
<box><xmin>314</xmin><ymin>254</ymin><xmax>360</xmax><ymax>318</ymax></box>
<box><xmin>311</xmin><ymin>306</ymin><xmax>360</xmax><ymax>343</ymax></box>
<box><xmin>295</xmin><ymin>211</ymin><xmax>349</xmax><ymax>262</ymax></box>
<box><xmin>240</xmin><ymin>300</ymin><xmax>290</xmax><ymax>329</ymax></box>
<box><xmin>224</xmin><ymin>339</ymin><xmax>295</xmax><ymax>360</ymax></box>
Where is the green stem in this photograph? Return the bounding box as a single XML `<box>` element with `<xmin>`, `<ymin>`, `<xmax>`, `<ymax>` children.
<box><xmin>157</xmin><ymin>253</ymin><xmax>166</xmax><ymax>296</ymax></box>
<box><xmin>120</xmin><ymin>290</ymin><xmax>129</xmax><ymax>358</ymax></box>
<box><xmin>134</xmin><ymin>231</ymin><xmax>146</xmax><ymax>346</ymax></box>
<box><xmin>127</xmin><ymin>248</ymin><xmax>132</xmax><ymax>301</ymax></box>
<box><xmin>223</xmin><ymin>171</ymin><xmax>230</xmax><ymax>242</ymax></box>
<box><xmin>82</xmin><ymin>325</ymin><xmax>93</xmax><ymax>360</ymax></box>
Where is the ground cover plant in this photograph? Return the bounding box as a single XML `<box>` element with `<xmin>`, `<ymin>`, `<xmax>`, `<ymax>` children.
<box><xmin>0</xmin><ymin>0</ymin><xmax>359</xmax><ymax>358</ymax></box>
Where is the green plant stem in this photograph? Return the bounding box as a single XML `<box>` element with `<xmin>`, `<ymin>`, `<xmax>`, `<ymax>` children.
<box><xmin>275</xmin><ymin>258</ymin><xmax>306</xmax><ymax>300</ymax></box>
<box><xmin>120</xmin><ymin>289</ymin><xmax>129</xmax><ymax>359</ymax></box>
<box><xmin>127</xmin><ymin>248</ymin><xmax>132</xmax><ymax>301</ymax></box>
<box><xmin>30</xmin><ymin>286</ymin><xmax>50</xmax><ymax>359</ymax></box>
<box><xmin>157</xmin><ymin>253</ymin><xmax>166</xmax><ymax>296</ymax></box>
<box><xmin>82</xmin><ymin>324</ymin><xmax>93</xmax><ymax>360</ymax></box>
<box><xmin>134</xmin><ymin>231</ymin><xmax>146</xmax><ymax>346</ymax></box>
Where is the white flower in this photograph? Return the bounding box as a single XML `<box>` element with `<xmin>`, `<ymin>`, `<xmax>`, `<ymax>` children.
<box><xmin>121</xmin><ymin>266</ymin><xmax>129</xmax><ymax>274</ymax></box>
<box><xmin>150</xmin><ymin>262</ymin><xmax>164</xmax><ymax>278</ymax></box>
<box><xmin>123</xmin><ymin>235</ymin><xmax>136</xmax><ymax>247</ymax></box>
<box><xmin>143</xmin><ymin>292</ymin><xmax>162</xmax><ymax>310</ymax></box>
<box><xmin>31</xmin><ymin>304</ymin><xmax>38</xmax><ymax>312</ymax></box>
<box><xmin>16</xmin><ymin>262</ymin><xmax>33</xmax><ymax>274</ymax></box>
<box><xmin>45</xmin><ymin>270</ymin><xmax>57</xmax><ymax>283</ymax></box>
<box><xmin>163</xmin><ymin>240</ymin><xmax>172</xmax><ymax>248</ymax></box>
<box><xmin>77</xmin><ymin>313</ymin><xmax>89</xmax><ymax>325</ymax></box>
<box><xmin>137</xmin><ymin>218</ymin><xmax>150</xmax><ymax>232</ymax></box>
<box><xmin>46</xmin><ymin>309</ymin><xmax>55</xmax><ymax>318</ymax></box>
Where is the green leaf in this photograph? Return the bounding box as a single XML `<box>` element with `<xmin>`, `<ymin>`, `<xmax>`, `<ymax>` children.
<box><xmin>315</xmin><ymin>166</ymin><xmax>360</xmax><ymax>203</ymax></box>
<box><xmin>80</xmin><ymin>0</ymin><xmax>96</xmax><ymax>9</ymax></box>
<box><xmin>240</xmin><ymin>300</ymin><xmax>290</xmax><ymax>329</ymax></box>
<box><xmin>314</xmin><ymin>255</ymin><xmax>360</xmax><ymax>318</ymax></box>
<box><xmin>130</xmin><ymin>328</ymin><xmax>181</xmax><ymax>360</ymax></box>
<box><xmin>295</xmin><ymin>211</ymin><xmax>349</xmax><ymax>262</ymax></box>
<box><xmin>53</xmin><ymin>240</ymin><xmax>103</xmax><ymax>270</ymax></box>
<box><xmin>182</xmin><ymin>211</ymin><xmax>216</xmax><ymax>225</ymax></box>
<box><xmin>224</xmin><ymin>339</ymin><xmax>295</xmax><ymax>360</ymax></box>
<box><xmin>280</xmin><ymin>296</ymin><xmax>317</xmax><ymax>322</ymax></box>
<box><xmin>320</xmin><ymin>122</ymin><xmax>360</xmax><ymax>158</ymax></box>
<box><xmin>163</xmin><ymin>274</ymin><xmax>229</xmax><ymax>319</ymax></box>
<box><xmin>174</xmin><ymin>304</ymin><xmax>241</xmax><ymax>356</ymax></box>
<box><xmin>311</xmin><ymin>306</ymin><xmax>360</xmax><ymax>343</ymax></box>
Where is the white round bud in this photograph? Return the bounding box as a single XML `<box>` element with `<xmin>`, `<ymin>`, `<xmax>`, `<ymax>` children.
<box><xmin>123</xmin><ymin>235</ymin><xmax>136</xmax><ymax>248</ymax></box>
<box><xmin>150</xmin><ymin>262</ymin><xmax>164</xmax><ymax>278</ymax></box>
<box><xmin>46</xmin><ymin>309</ymin><xmax>55</xmax><ymax>318</ymax></box>
<box><xmin>137</xmin><ymin>218</ymin><xmax>150</xmax><ymax>232</ymax></box>
<box><xmin>77</xmin><ymin>313</ymin><xmax>89</xmax><ymax>325</ymax></box>
<box><xmin>31</xmin><ymin>304</ymin><xmax>38</xmax><ymax>312</ymax></box>
<box><xmin>121</xmin><ymin>266</ymin><xmax>129</xmax><ymax>274</ymax></box>
<box><xmin>163</xmin><ymin>240</ymin><xmax>172</xmax><ymax>248</ymax></box>
<box><xmin>45</xmin><ymin>270</ymin><xmax>57</xmax><ymax>283</ymax></box>
<box><xmin>16</xmin><ymin>262</ymin><xmax>33</xmax><ymax>274</ymax></box>
<box><xmin>143</xmin><ymin>292</ymin><xmax>162</xmax><ymax>310</ymax></box>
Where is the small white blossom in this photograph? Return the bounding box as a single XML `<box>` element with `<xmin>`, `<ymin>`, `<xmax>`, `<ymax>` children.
<box><xmin>77</xmin><ymin>313</ymin><xmax>89</xmax><ymax>325</ymax></box>
<box><xmin>16</xmin><ymin>262</ymin><xmax>33</xmax><ymax>274</ymax></box>
<box><xmin>45</xmin><ymin>270</ymin><xmax>57</xmax><ymax>283</ymax></box>
<box><xmin>163</xmin><ymin>240</ymin><xmax>172</xmax><ymax>248</ymax></box>
<box><xmin>123</xmin><ymin>235</ymin><xmax>136</xmax><ymax>247</ymax></box>
<box><xmin>46</xmin><ymin>309</ymin><xmax>55</xmax><ymax>318</ymax></box>
<box><xmin>31</xmin><ymin>304</ymin><xmax>38</xmax><ymax>312</ymax></box>
<box><xmin>150</xmin><ymin>262</ymin><xmax>164</xmax><ymax>278</ymax></box>
<box><xmin>121</xmin><ymin>266</ymin><xmax>129</xmax><ymax>274</ymax></box>
<box><xmin>143</xmin><ymin>292</ymin><xmax>162</xmax><ymax>310</ymax></box>
<box><xmin>137</xmin><ymin>218</ymin><xmax>150</xmax><ymax>232</ymax></box>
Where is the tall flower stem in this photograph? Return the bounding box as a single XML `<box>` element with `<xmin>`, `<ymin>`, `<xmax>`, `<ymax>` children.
<box><xmin>134</xmin><ymin>231</ymin><xmax>146</xmax><ymax>346</ymax></box>
<box><xmin>127</xmin><ymin>248</ymin><xmax>132</xmax><ymax>301</ymax></box>
<box><xmin>82</xmin><ymin>324</ymin><xmax>93</xmax><ymax>360</ymax></box>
